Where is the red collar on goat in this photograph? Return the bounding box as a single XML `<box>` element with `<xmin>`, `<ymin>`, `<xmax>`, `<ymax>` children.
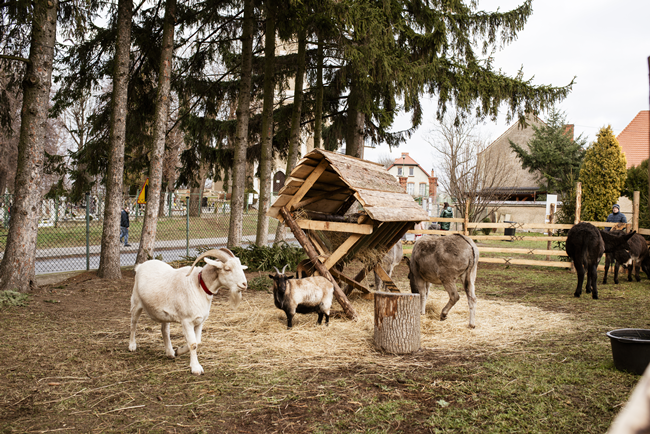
<box><xmin>198</xmin><ymin>271</ymin><xmax>213</xmax><ymax>295</ymax></box>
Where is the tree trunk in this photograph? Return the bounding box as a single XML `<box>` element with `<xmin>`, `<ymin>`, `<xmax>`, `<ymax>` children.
<box><xmin>0</xmin><ymin>0</ymin><xmax>58</xmax><ymax>292</ymax></box>
<box><xmin>188</xmin><ymin>166</ymin><xmax>206</xmax><ymax>217</ymax></box>
<box><xmin>227</xmin><ymin>0</ymin><xmax>254</xmax><ymax>248</ymax></box>
<box><xmin>345</xmin><ymin>79</ymin><xmax>365</xmax><ymax>159</ymax></box>
<box><xmin>255</xmin><ymin>3</ymin><xmax>275</xmax><ymax>247</ymax></box>
<box><xmin>135</xmin><ymin>0</ymin><xmax>175</xmax><ymax>264</ymax></box>
<box><xmin>313</xmin><ymin>32</ymin><xmax>324</xmax><ymax>149</ymax></box>
<box><xmin>374</xmin><ymin>292</ymin><xmax>421</xmax><ymax>354</ymax></box>
<box><xmin>97</xmin><ymin>0</ymin><xmax>132</xmax><ymax>279</ymax></box>
<box><xmin>273</xmin><ymin>27</ymin><xmax>306</xmax><ymax>245</ymax></box>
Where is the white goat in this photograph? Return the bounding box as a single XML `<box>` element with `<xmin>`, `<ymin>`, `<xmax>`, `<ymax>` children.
<box><xmin>129</xmin><ymin>248</ymin><xmax>248</xmax><ymax>375</ymax></box>
<box><xmin>270</xmin><ymin>265</ymin><xmax>334</xmax><ymax>329</ymax></box>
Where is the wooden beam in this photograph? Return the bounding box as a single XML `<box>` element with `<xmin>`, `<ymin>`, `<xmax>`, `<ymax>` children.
<box><xmin>285</xmin><ymin>159</ymin><xmax>329</xmax><ymax>210</ymax></box>
<box><xmin>323</xmin><ymin>233</ymin><xmax>363</xmax><ymax>270</ymax></box>
<box><xmin>373</xmin><ymin>264</ymin><xmax>400</xmax><ymax>292</ymax></box>
<box><xmin>295</xmin><ymin>219</ymin><xmax>374</xmax><ymax>234</ymax></box>
<box><xmin>308</xmin><ymin>231</ymin><xmax>327</xmax><ymax>256</ymax></box>
<box><xmin>344</xmin><ymin>267</ymin><xmax>370</xmax><ymax>295</ymax></box>
<box><xmin>279</xmin><ymin>207</ymin><xmax>357</xmax><ymax>321</ymax></box>
<box><xmin>290</xmin><ymin>187</ymin><xmax>349</xmax><ymax>211</ymax></box>
<box><xmin>331</xmin><ymin>268</ymin><xmax>371</xmax><ymax>294</ymax></box>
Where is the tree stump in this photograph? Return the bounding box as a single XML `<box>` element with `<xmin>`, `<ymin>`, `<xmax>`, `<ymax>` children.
<box><xmin>374</xmin><ymin>292</ymin><xmax>420</xmax><ymax>354</ymax></box>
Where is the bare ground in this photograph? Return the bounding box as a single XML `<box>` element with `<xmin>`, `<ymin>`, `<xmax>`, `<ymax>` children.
<box><xmin>0</xmin><ymin>261</ymin><xmax>644</xmax><ymax>433</ymax></box>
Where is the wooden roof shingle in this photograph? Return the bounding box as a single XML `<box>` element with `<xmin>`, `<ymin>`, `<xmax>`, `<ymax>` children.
<box><xmin>267</xmin><ymin>149</ymin><xmax>429</xmax><ymax>223</ymax></box>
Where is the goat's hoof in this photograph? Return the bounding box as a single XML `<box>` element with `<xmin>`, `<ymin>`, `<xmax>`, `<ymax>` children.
<box><xmin>468</xmin><ymin>324</ymin><xmax>476</xmax><ymax>329</ymax></box>
<box><xmin>574</xmin><ymin>293</ymin><xmax>581</xmax><ymax>298</ymax></box>
<box><xmin>128</xmin><ymin>343</ymin><xmax>137</xmax><ymax>352</ymax></box>
<box><xmin>191</xmin><ymin>365</ymin><xmax>204</xmax><ymax>375</ymax></box>
<box><xmin>439</xmin><ymin>314</ymin><xmax>447</xmax><ymax>321</ymax></box>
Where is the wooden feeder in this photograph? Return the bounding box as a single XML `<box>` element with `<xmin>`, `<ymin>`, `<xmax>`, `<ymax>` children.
<box><xmin>267</xmin><ymin>149</ymin><xmax>430</xmax><ymax>320</ymax></box>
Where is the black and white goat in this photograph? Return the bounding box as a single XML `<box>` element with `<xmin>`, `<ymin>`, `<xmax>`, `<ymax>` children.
<box><xmin>129</xmin><ymin>248</ymin><xmax>248</xmax><ymax>375</ymax></box>
<box><xmin>270</xmin><ymin>265</ymin><xmax>334</xmax><ymax>329</ymax></box>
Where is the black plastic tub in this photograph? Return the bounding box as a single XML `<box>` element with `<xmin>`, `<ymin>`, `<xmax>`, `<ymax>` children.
<box><xmin>606</xmin><ymin>329</ymin><xmax>650</xmax><ymax>375</ymax></box>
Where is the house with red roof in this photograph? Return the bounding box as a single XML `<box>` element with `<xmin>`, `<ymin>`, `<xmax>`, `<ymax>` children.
<box><xmin>386</xmin><ymin>152</ymin><xmax>438</xmax><ymax>200</ymax></box>
<box><xmin>617</xmin><ymin>110</ymin><xmax>649</xmax><ymax>168</ymax></box>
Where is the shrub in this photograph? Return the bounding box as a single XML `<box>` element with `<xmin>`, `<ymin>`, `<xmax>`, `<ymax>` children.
<box><xmin>0</xmin><ymin>290</ymin><xmax>30</xmax><ymax>307</ymax></box>
<box><xmin>578</xmin><ymin>126</ymin><xmax>627</xmax><ymax>222</ymax></box>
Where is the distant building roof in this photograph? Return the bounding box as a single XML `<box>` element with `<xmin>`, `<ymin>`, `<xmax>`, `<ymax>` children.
<box><xmin>618</xmin><ymin>110</ymin><xmax>650</xmax><ymax>168</ymax></box>
<box><xmin>386</xmin><ymin>152</ymin><xmax>429</xmax><ymax>176</ymax></box>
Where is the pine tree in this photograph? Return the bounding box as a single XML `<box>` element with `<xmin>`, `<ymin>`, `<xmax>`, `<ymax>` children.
<box><xmin>509</xmin><ymin>110</ymin><xmax>586</xmax><ymax>194</ymax></box>
<box><xmin>0</xmin><ymin>0</ymin><xmax>59</xmax><ymax>292</ymax></box>
<box><xmin>97</xmin><ymin>0</ymin><xmax>133</xmax><ymax>279</ymax></box>
<box><xmin>578</xmin><ymin>126</ymin><xmax>627</xmax><ymax>222</ymax></box>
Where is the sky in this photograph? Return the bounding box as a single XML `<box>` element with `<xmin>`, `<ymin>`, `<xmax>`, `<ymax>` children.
<box><xmin>363</xmin><ymin>0</ymin><xmax>650</xmax><ymax>177</ymax></box>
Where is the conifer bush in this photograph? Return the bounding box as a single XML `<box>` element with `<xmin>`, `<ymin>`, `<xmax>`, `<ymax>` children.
<box><xmin>577</xmin><ymin>126</ymin><xmax>627</xmax><ymax>222</ymax></box>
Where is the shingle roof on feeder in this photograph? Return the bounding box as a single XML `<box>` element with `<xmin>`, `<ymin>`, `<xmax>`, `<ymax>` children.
<box><xmin>268</xmin><ymin>149</ymin><xmax>429</xmax><ymax>223</ymax></box>
<box><xmin>267</xmin><ymin>150</ymin><xmax>429</xmax><ymax>318</ymax></box>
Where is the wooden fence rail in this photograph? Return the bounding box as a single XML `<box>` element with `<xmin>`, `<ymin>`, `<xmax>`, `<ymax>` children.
<box><xmin>404</xmin><ymin>187</ymin><xmax>645</xmax><ymax>270</ymax></box>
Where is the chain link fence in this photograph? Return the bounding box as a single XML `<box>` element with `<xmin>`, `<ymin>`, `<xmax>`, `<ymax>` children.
<box><xmin>0</xmin><ymin>192</ymin><xmax>282</xmax><ymax>275</ymax></box>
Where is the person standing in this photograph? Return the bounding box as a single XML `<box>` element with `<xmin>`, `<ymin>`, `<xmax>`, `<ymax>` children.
<box><xmin>120</xmin><ymin>206</ymin><xmax>131</xmax><ymax>246</ymax></box>
<box><xmin>605</xmin><ymin>204</ymin><xmax>627</xmax><ymax>231</ymax></box>
<box><xmin>439</xmin><ymin>202</ymin><xmax>453</xmax><ymax>231</ymax></box>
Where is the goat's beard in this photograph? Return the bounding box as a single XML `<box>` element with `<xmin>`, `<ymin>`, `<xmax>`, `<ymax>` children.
<box><xmin>229</xmin><ymin>289</ymin><xmax>243</xmax><ymax>308</ymax></box>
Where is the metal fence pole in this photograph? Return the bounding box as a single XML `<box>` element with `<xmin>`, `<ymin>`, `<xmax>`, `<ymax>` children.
<box><xmin>168</xmin><ymin>192</ymin><xmax>172</xmax><ymax>218</ymax></box>
<box><xmin>186</xmin><ymin>197</ymin><xmax>190</xmax><ymax>257</ymax></box>
<box><xmin>54</xmin><ymin>197</ymin><xmax>59</xmax><ymax>228</ymax></box>
<box><xmin>86</xmin><ymin>192</ymin><xmax>90</xmax><ymax>271</ymax></box>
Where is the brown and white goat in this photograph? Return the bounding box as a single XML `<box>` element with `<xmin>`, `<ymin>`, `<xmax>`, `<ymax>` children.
<box><xmin>270</xmin><ymin>265</ymin><xmax>334</xmax><ymax>329</ymax></box>
<box><xmin>129</xmin><ymin>248</ymin><xmax>248</xmax><ymax>375</ymax></box>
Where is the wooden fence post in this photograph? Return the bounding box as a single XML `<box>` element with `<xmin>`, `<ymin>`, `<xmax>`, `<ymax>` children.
<box><xmin>633</xmin><ymin>191</ymin><xmax>640</xmax><ymax>232</ymax></box>
<box><xmin>374</xmin><ymin>292</ymin><xmax>420</xmax><ymax>354</ymax></box>
<box><xmin>546</xmin><ymin>203</ymin><xmax>555</xmax><ymax>261</ymax></box>
<box><xmin>464</xmin><ymin>200</ymin><xmax>470</xmax><ymax>236</ymax></box>
<box><xmin>575</xmin><ymin>182</ymin><xmax>582</xmax><ymax>224</ymax></box>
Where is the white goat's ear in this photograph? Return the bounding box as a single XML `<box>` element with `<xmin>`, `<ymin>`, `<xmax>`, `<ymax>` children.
<box><xmin>204</xmin><ymin>258</ymin><xmax>224</xmax><ymax>268</ymax></box>
<box><xmin>241</xmin><ymin>265</ymin><xmax>248</xmax><ymax>270</ymax></box>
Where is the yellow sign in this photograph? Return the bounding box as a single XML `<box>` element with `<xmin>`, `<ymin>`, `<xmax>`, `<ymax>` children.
<box><xmin>137</xmin><ymin>178</ymin><xmax>149</xmax><ymax>204</ymax></box>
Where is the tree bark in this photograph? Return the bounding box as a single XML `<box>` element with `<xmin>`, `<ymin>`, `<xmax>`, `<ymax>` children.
<box><xmin>273</xmin><ymin>27</ymin><xmax>306</xmax><ymax>245</ymax></box>
<box><xmin>0</xmin><ymin>0</ymin><xmax>58</xmax><ymax>292</ymax></box>
<box><xmin>279</xmin><ymin>207</ymin><xmax>357</xmax><ymax>321</ymax></box>
<box><xmin>255</xmin><ymin>3</ymin><xmax>275</xmax><ymax>247</ymax></box>
<box><xmin>136</xmin><ymin>0</ymin><xmax>175</xmax><ymax>264</ymax></box>
<box><xmin>97</xmin><ymin>0</ymin><xmax>132</xmax><ymax>279</ymax></box>
<box><xmin>345</xmin><ymin>79</ymin><xmax>365</xmax><ymax>159</ymax></box>
<box><xmin>227</xmin><ymin>0</ymin><xmax>254</xmax><ymax>248</ymax></box>
<box><xmin>313</xmin><ymin>32</ymin><xmax>324</xmax><ymax>149</ymax></box>
<box><xmin>374</xmin><ymin>292</ymin><xmax>421</xmax><ymax>354</ymax></box>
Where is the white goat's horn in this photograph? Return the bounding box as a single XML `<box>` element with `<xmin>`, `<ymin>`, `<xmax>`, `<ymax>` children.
<box><xmin>274</xmin><ymin>266</ymin><xmax>281</xmax><ymax>274</ymax></box>
<box><xmin>186</xmin><ymin>249</ymin><xmax>232</xmax><ymax>276</ymax></box>
<box><xmin>281</xmin><ymin>264</ymin><xmax>289</xmax><ymax>274</ymax></box>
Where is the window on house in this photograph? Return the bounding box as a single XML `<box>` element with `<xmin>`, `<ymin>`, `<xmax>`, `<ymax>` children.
<box><xmin>419</xmin><ymin>183</ymin><xmax>427</xmax><ymax>197</ymax></box>
<box><xmin>407</xmin><ymin>183</ymin><xmax>415</xmax><ymax>195</ymax></box>
<box><xmin>397</xmin><ymin>167</ymin><xmax>402</xmax><ymax>176</ymax></box>
<box><xmin>409</xmin><ymin>167</ymin><xmax>414</xmax><ymax>176</ymax></box>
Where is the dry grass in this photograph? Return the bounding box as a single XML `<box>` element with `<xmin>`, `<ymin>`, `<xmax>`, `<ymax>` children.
<box><xmin>131</xmin><ymin>279</ymin><xmax>582</xmax><ymax>374</ymax></box>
